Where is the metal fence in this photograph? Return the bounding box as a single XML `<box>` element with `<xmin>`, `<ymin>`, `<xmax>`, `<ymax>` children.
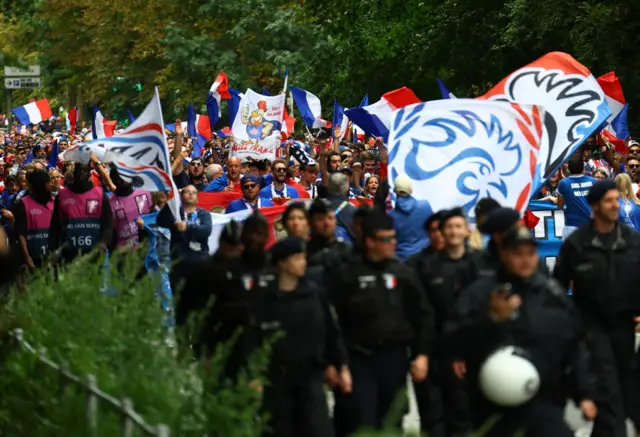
<box><xmin>10</xmin><ymin>328</ymin><xmax>172</xmax><ymax>437</ymax></box>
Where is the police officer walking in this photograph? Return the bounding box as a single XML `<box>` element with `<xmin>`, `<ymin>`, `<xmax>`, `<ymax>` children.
<box><xmin>447</xmin><ymin>226</ymin><xmax>597</xmax><ymax>436</ymax></box>
<box><xmin>329</xmin><ymin>210</ymin><xmax>434</xmax><ymax>436</ymax></box>
<box><xmin>412</xmin><ymin>208</ymin><xmax>475</xmax><ymax>437</ymax></box>
<box><xmin>306</xmin><ymin>199</ymin><xmax>352</xmax><ymax>285</ymax></box>
<box><xmin>554</xmin><ymin>179</ymin><xmax>640</xmax><ymax>437</ymax></box>
<box><xmin>255</xmin><ymin>237</ymin><xmax>350</xmax><ymax>437</ymax></box>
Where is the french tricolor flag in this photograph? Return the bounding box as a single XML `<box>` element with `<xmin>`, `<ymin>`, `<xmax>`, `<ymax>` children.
<box><xmin>13</xmin><ymin>99</ymin><xmax>52</xmax><ymax>125</ymax></box>
<box><xmin>188</xmin><ymin>104</ymin><xmax>213</xmax><ymax>157</ymax></box>
<box><xmin>352</xmin><ymin>94</ymin><xmax>369</xmax><ymax>141</ymax></box>
<box><xmin>597</xmin><ymin>72</ymin><xmax>630</xmax><ymax>153</ymax></box>
<box><xmin>345</xmin><ymin>87</ymin><xmax>421</xmax><ymax>140</ymax></box>
<box><xmin>290</xmin><ymin>86</ymin><xmax>331</xmax><ymax>129</ymax></box>
<box><xmin>206</xmin><ymin>72</ymin><xmax>231</xmax><ymax>130</ymax></box>
<box><xmin>92</xmin><ymin>105</ymin><xmax>117</xmax><ymax>139</ymax></box>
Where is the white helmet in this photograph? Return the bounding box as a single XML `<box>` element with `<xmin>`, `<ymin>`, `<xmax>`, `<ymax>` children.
<box><xmin>479</xmin><ymin>345</ymin><xmax>540</xmax><ymax>407</ymax></box>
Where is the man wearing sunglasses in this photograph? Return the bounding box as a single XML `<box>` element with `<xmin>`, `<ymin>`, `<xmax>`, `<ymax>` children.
<box><xmin>175</xmin><ymin>157</ymin><xmax>207</xmax><ymax>192</ymax></box>
<box><xmin>626</xmin><ymin>156</ymin><xmax>640</xmax><ymax>195</ymax></box>
<box><xmin>225</xmin><ymin>175</ymin><xmax>274</xmax><ymax>213</ymax></box>
<box><xmin>259</xmin><ymin>159</ymin><xmax>300</xmax><ymax>202</ymax></box>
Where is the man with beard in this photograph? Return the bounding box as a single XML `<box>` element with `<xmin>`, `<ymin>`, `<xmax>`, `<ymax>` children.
<box><xmin>49</xmin><ymin>163</ymin><xmax>113</xmax><ymax>264</ymax></box>
<box><xmin>554</xmin><ymin>179</ymin><xmax>640</xmax><ymax>437</ymax></box>
<box><xmin>259</xmin><ymin>159</ymin><xmax>300</xmax><ymax>202</ymax></box>
<box><xmin>225</xmin><ymin>174</ymin><xmax>274</xmax><ymax>213</ymax></box>
<box><xmin>175</xmin><ymin>157</ymin><xmax>207</xmax><ymax>192</ymax></box>
<box><xmin>13</xmin><ymin>169</ymin><xmax>54</xmax><ymax>270</ymax></box>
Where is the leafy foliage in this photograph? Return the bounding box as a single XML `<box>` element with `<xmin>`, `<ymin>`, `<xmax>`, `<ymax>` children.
<box><xmin>0</xmin><ymin>0</ymin><xmax>639</xmax><ymax>129</ymax></box>
<box><xmin>0</xmin><ymin>250</ymin><xmax>270</xmax><ymax>437</ymax></box>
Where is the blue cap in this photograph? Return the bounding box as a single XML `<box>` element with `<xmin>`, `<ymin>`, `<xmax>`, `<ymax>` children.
<box><xmin>241</xmin><ymin>174</ymin><xmax>260</xmax><ymax>186</ymax></box>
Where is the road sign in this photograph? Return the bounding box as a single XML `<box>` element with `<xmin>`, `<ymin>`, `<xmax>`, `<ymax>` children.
<box><xmin>4</xmin><ymin>77</ymin><xmax>41</xmax><ymax>89</ymax></box>
<box><xmin>4</xmin><ymin>65</ymin><xmax>40</xmax><ymax>77</ymax></box>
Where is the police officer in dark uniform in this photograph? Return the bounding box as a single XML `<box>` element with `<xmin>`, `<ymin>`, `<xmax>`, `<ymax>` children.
<box><xmin>305</xmin><ymin>198</ymin><xmax>352</xmax><ymax>285</ymax></box>
<box><xmin>176</xmin><ymin>221</ymin><xmax>244</xmax><ymax>343</ymax></box>
<box><xmin>242</xmin><ymin>211</ymin><xmax>271</xmax><ymax>273</ymax></box>
<box><xmin>252</xmin><ymin>237</ymin><xmax>350</xmax><ymax>437</ymax></box>
<box><xmin>473</xmin><ymin>207</ymin><xmax>548</xmax><ymax>277</ymax></box>
<box><xmin>412</xmin><ymin>208</ymin><xmax>475</xmax><ymax>437</ymax></box>
<box><xmin>329</xmin><ymin>210</ymin><xmax>435</xmax><ymax>436</ymax></box>
<box><xmin>405</xmin><ymin>210</ymin><xmax>445</xmax><ymax>271</ymax></box>
<box><xmin>446</xmin><ymin>226</ymin><xmax>597</xmax><ymax>436</ymax></box>
<box><xmin>351</xmin><ymin>204</ymin><xmax>376</xmax><ymax>257</ymax></box>
<box><xmin>554</xmin><ymin>179</ymin><xmax>640</xmax><ymax>437</ymax></box>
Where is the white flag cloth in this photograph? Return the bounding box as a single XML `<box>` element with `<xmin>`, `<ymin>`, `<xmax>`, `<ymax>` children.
<box><xmin>478</xmin><ymin>52</ymin><xmax>611</xmax><ymax>190</ymax></box>
<box><xmin>62</xmin><ymin>88</ymin><xmax>181</xmax><ymax>221</ymax></box>
<box><xmin>387</xmin><ymin>99</ymin><xmax>544</xmax><ymax>223</ymax></box>
<box><xmin>230</xmin><ymin>89</ymin><xmax>285</xmax><ymax>162</ymax></box>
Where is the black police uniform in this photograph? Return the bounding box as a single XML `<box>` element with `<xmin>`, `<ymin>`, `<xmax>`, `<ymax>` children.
<box><xmin>411</xmin><ymin>249</ymin><xmax>478</xmax><ymax>437</ymax></box>
<box><xmin>254</xmin><ymin>273</ymin><xmax>347</xmax><ymax>437</ymax></box>
<box><xmin>554</xmin><ymin>220</ymin><xmax>640</xmax><ymax>436</ymax></box>
<box><xmin>306</xmin><ymin>235</ymin><xmax>352</xmax><ymax>286</ymax></box>
<box><xmin>329</xmin><ymin>256</ymin><xmax>435</xmax><ymax>436</ymax></box>
<box><xmin>446</xmin><ymin>269</ymin><xmax>595</xmax><ymax>436</ymax></box>
<box><xmin>178</xmin><ymin>251</ymin><xmax>256</xmax><ymax>368</ymax></box>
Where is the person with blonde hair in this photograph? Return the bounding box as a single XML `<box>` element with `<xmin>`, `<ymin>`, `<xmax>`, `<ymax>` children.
<box><xmin>615</xmin><ymin>173</ymin><xmax>640</xmax><ymax>230</ymax></box>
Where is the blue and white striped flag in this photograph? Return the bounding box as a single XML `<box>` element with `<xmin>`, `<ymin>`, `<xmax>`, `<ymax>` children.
<box><xmin>61</xmin><ymin>88</ymin><xmax>181</xmax><ymax>221</ymax></box>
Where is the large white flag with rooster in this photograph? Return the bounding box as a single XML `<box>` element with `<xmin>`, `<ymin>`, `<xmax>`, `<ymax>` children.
<box><xmin>387</xmin><ymin>99</ymin><xmax>544</xmax><ymax>223</ymax></box>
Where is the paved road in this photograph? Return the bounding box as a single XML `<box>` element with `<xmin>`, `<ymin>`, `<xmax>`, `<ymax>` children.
<box><xmin>328</xmin><ymin>381</ymin><xmax>637</xmax><ymax>436</ymax></box>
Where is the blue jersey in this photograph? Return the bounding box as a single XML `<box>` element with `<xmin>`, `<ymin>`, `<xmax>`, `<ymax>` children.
<box><xmin>557</xmin><ymin>175</ymin><xmax>596</xmax><ymax>227</ymax></box>
<box><xmin>619</xmin><ymin>198</ymin><xmax>640</xmax><ymax>230</ymax></box>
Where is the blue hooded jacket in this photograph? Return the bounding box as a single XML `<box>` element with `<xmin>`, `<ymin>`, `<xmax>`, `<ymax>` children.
<box><xmin>389</xmin><ymin>195</ymin><xmax>432</xmax><ymax>260</ymax></box>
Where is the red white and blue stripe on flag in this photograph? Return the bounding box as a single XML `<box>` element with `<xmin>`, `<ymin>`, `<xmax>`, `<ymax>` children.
<box><xmin>290</xmin><ymin>86</ymin><xmax>331</xmax><ymax>129</ymax></box>
<box><xmin>345</xmin><ymin>87</ymin><xmax>421</xmax><ymax>140</ymax></box>
<box><xmin>13</xmin><ymin>99</ymin><xmax>52</xmax><ymax>125</ymax></box>
<box><xmin>92</xmin><ymin>105</ymin><xmax>117</xmax><ymax>139</ymax></box>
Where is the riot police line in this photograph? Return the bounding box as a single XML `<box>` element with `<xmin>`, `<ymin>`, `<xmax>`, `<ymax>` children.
<box><xmin>3</xmin><ymin>165</ymin><xmax>640</xmax><ymax>437</ymax></box>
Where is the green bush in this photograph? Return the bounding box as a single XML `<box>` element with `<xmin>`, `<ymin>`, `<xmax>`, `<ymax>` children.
<box><xmin>0</xmin><ymin>249</ymin><xmax>270</xmax><ymax>437</ymax></box>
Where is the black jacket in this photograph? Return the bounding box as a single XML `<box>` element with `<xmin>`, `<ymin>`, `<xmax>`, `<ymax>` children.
<box><xmin>413</xmin><ymin>249</ymin><xmax>481</xmax><ymax>342</ymax></box>
<box><xmin>329</xmin><ymin>256</ymin><xmax>435</xmax><ymax>357</ymax></box>
<box><xmin>255</xmin><ymin>276</ymin><xmax>348</xmax><ymax>381</ymax></box>
<box><xmin>554</xmin><ymin>221</ymin><xmax>640</xmax><ymax>325</ymax></box>
<box><xmin>446</xmin><ymin>270</ymin><xmax>595</xmax><ymax>408</ymax></box>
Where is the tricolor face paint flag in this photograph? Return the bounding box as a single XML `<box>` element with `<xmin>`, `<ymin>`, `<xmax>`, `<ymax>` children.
<box><xmin>231</xmin><ymin>89</ymin><xmax>285</xmax><ymax>161</ymax></box>
<box><xmin>290</xmin><ymin>86</ymin><xmax>331</xmax><ymax>129</ymax></box>
<box><xmin>62</xmin><ymin>88</ymin><xmax>181</xmax><ymax>222</ymax></box>
<box><xmin>346</xmin><ymin>87</ymin><xmax>421</xmax><ymax>141</ymax></box>
<box><xmin>478</xmin><ymin>52</ymin><xmax>610</xmax><ymax>191</ymax></box>
<box><xmin>92</xmin><ymin>105</ymin><xmax>117</xmax><ymax>139</ymax></box>
<box><xmin>387</xmin><ymin>99</ymin><xmax>543</xmax><ymax>223</ymax></box>
<box><xmin>13</xmin><ymin>99</ymin><xmax>52</xmax><ymax>125</ymax></box>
